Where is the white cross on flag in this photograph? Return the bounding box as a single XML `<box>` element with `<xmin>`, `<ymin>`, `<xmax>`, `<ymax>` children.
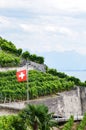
<box><xmin>16</xmin><ymin>69</ymin><xmax>27</xmax><ymax>82</ymax></box>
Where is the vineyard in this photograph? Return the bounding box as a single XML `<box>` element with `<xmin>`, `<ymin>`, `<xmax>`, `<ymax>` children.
<box><xmin>0</xmin><ymin>37</ymin><xmax>86</xmax><ymax>129</ymax></box>
<box><xmin>0</xmin><ymin>70</ymin><xmax>74</xmax><ymax>102</ymax></box>
<box><xmin>0</xmin><ymin>37</ymin><xmax>86</xmax><ymax>103</ymax></box>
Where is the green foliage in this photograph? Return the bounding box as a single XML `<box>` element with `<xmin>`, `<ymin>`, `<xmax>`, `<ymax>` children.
<box><xmin>35</xmin><ymin>56</ymin><xmax>44</xmax><ymax>64</ymax></box>
<box><xmin>0</xmin><ymin>70</ymin><xmax>74</xmax><ymax>102</ymax></box>
<box><xmin>0</xmin><ymin>51</ymin><xmax>20</xmax><ymax>67</ymax></box>
<box><xmin>19</xmin><ymin>104</ymin><xmax>58</xmax><ymax>130</ymax></box>
<box><xmin>77</xmin><ymin>113</ymin><xmax>86</xmax><ymax>130</ymax></box>
<box><xmin>0</xmin><ymin>104</ymin><xmax>58</xmax><ymax>130</ymax></box>
<box><xmin>62</xmin><ymin>115</ymin><xmax>74</xmax><ymax>130</ymax></box>
<box><xmin>47</xmin><ymin>68</ymin><xmax>68</xmax><ymax>78</ymax></box>
<box><xmin>30</xmin><ymin>54</ymin><xmax>44</xmax><ymax>64</ymax></box>
<box><xmin>0</xmin><ymin>37</ymin><xmax>44</xmax><ymax>65</ymax></box>
<box><xmin>17</xmin><ymin>48</ymin><xmax>22</xmax><ymax>56</ymax></box>
<box><xmin>30</xmin><ymin>54</ymin><xmax>37</xmax><ymax>62</ymax></box>
<box><xmin>22</xmin><ymin>51</ymin><xmax>30</xmax><ymax>60</ymax></box>
<box><xmin>0</xmin><ymin>37</ymin><xmax>17</xmax><ymax>54</ymax></box>
<box><xmin>66</xmin><ymin>76</ymin><xmax>81</xmax><ymax>86</ymax></box>
<box><xmin>0</xmin><ymin>115</ymin><xmax>26</xmax><ymax>130</ymax></box>
<box><xmin>47</xmin><ymin>68</ymin><xmax>82</xmax><ymax>86</ymax></box>
<box><xmin>78</xmin><ymin>81</ymin><xmax>86</xmax><ymax>87</ymax></box>
<box><xmin>21</xmin><ymin>51</ymin><xmax>44</xmax><ymax>64</ymax></box>
<box><xmin>0</xmin><ymin>110</ymin><xmax>86</xmax><ymax>130</ymax></box>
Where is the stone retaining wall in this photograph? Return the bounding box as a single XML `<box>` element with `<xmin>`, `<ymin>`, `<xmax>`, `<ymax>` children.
<box><xmin>0</xmin><ymin>86</ymin><xmax>86</xmax><ymax>118</ymax></box>
<box><xmin>26</xmin><ymin>87</ymin><xmax>82</xmax><ymax>118</ymax></box>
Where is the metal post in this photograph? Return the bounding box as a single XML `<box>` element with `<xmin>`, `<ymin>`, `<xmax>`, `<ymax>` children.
<box><xmin>26</xmin><ymin>62</ymin><xmax>29</xmax><ymax>101</ymax></box>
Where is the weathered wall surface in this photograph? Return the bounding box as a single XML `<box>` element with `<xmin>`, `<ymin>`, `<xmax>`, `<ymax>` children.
<box><xmin>0</xmin><ymin>87</ymin><xmax>86</xmax><ymax>118</ymax></box>
<box><xmin>80</xmin><ymin>87</ymin><xmax>86</xmax><ymax>115</ymax></box>
<box><xmin>62</xmin><ymin>87</ymin><xmax>82</xmax><ymax>117</ymax></box>
<box><xmin>0</xmin><ymin>61</ymin><xmax>46</xmax><ymax>72</ymax></box>
<box><xmin>28</xmin><ymin>95</ymin><xmax>64</xmax><ymax>117</ymax></box>
<box><xmin>26</xmin><ymin>87</ymin><xmax>82</xmax><ymax>118</ymax></box>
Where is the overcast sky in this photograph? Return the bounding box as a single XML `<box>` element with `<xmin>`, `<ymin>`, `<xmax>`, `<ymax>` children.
<box><xmin>0</xmin><ymin>0</ymin><xmax>86</xmax><ymax>75</ymax></box>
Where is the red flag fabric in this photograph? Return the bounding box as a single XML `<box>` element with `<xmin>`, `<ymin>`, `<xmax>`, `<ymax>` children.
<box><xmin>16</xmin><ymin>69</ymin><xmax>27</xmax><ymax>82</ymax></box>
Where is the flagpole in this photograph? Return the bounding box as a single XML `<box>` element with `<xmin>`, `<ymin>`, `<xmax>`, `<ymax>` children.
<box><xmin>26</xmin><ymin>61</ymin><xmax>29</xmax><ymax>101</ymax></box>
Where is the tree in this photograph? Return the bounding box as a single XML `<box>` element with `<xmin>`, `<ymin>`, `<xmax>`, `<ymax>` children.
<box><xmin>17</xmin><ymin>48</ymin><xmax>22</xmax><ymax>56</ymax></box>
<box><xmin>30</xmin><ymin>54</ymin><xmax>37</xmax><ymax>62</ymax></box>
<box><xmin>19</xmin><ymin>104</ymin><xmax>58</xmax><ymax>130</ymax></box>
<box><xmin>22</xmin><ymin>51</ymin><xmax>30</xmax><ymax>60</ymax></box>
<box><xmin>47</xmin><ymin>68</ymin><xmax>68</xmax><ymax>78</ymax></box>
<box><xmin>36</xmin><ymin>56</ymin><xmax>44</xmax><ymax>64</ymax></box>
<box><xmin>67</xmin><ymin>76</ymin><xmax>80</xmax><ymax>85</ymax></box>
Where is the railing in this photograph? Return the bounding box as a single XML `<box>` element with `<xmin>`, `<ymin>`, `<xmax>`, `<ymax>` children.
<box><xmin>54</xmin><ymin>115</ymin><xmax>83</xmax><ymax>122</ymax></box>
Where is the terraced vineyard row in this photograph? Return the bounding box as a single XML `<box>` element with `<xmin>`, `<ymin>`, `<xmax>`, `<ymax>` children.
<box><xmin>0</xmin><ymin>70</ymin><xmax>74</xmax><ymax>102</ymax></box>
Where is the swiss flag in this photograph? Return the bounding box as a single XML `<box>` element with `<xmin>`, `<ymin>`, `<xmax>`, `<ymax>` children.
<box><xmin>16</xmin><ymin>69</ymin><xmax>27</xmax><ymax>82</ymax></box>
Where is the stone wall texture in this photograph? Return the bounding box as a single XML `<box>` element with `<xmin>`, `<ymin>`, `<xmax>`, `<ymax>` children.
<box><xmin>0</xmin><ymin>61</ymin><xmax>46</xmax><ymax>72</ymax></box>
<box><xmin>26</xmin><ymin>87</ymin><xmax>82</xmax><ymax>118</ymax></box>
<box><xmin>80</xmin><ymin>87</ymin><xmax>86</xmax><ymax>115</ymax></box>
<box><xmin>1</xmin><ymin>86</ymin><xmax>86</xmax><ymax>117</ymax></box>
